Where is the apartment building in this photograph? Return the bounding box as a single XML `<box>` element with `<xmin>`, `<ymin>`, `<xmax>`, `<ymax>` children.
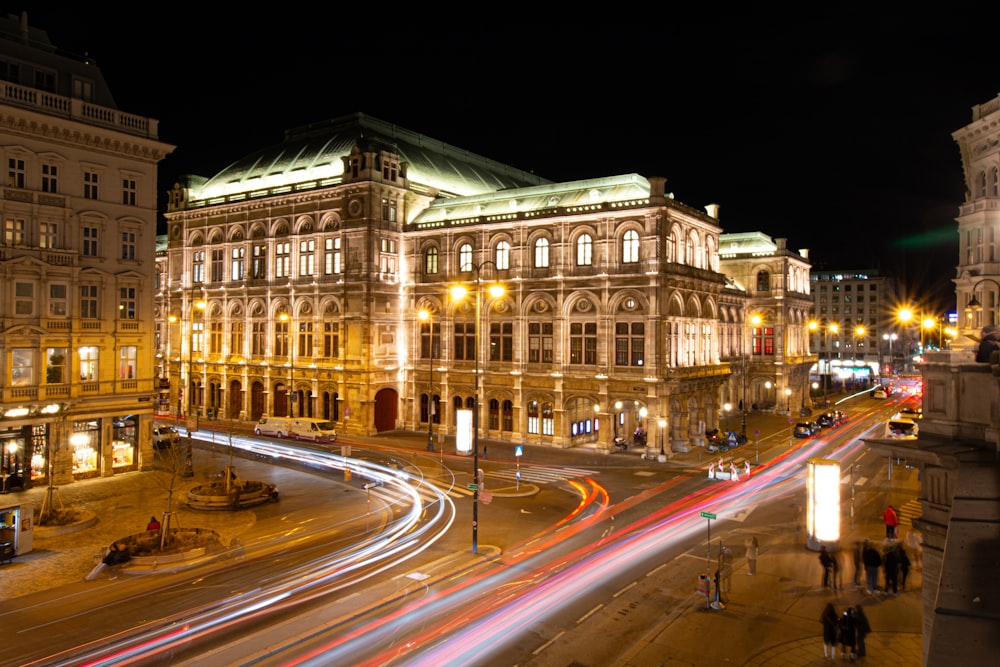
<box><xmin>0</xmin><ymin>13</ymin><xmax>173</xmax><ymax>487</ymax></box>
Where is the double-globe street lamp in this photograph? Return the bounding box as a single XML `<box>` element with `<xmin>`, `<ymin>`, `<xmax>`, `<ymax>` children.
<box><xmin>741</xmin><ymin>313</ymin><xmax>762</xmax><ymax>442</ymax></box>
<box><xmin>808</xmin><ymin>319</ymin><xmax>839</xmax><ymax>403</ymax></box>
<box><xmin>180</xmin><ymin>298</ymin><xmax>205</xmax><ymax>477</ymax></box>
<box><xmin>450</xmin><ymin>261</ymin><xmax>504</xmax><ymax>555</ymax></box>
<box><xmin>883</xmin><ymin>332</ymin><xmax>897</xmax><ymax>375</ymax></box>
<box><xmin>965</xmin><ymin>277</ymin><xmax>1000</xmax><ymax>331</ymax></box>
<box><xmin>279</xmin><ymin>312</ymin><xmax>294</xmax><ymax>418</ymax></box>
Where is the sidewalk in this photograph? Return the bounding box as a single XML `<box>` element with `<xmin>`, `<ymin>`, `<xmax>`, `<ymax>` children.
<box><xmin>0</xmin><ymin>401</ymin><xmax>923</xmax><ymax>666</ymax></box>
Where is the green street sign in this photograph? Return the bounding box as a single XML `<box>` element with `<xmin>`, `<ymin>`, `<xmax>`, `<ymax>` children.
<box><xmin>467</xmin><ymin>483</ymin><xmax>479</xmax><ymax>490</ymax></box>
<box><xmin>700</xmin><ymin>511</ymin><xmax>716</xmax><ymax>520</ymax></box>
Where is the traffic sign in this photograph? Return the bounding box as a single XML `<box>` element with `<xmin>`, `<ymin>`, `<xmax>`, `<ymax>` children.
<box><xmin>515</xmin><ymin>445</ymin><xmax>523</xmax><ymax>457</ymax></box>
<box><xmin>727</xmin><ymin>432</ymin><xmax>738</xmax><ymax>446</ymax></box>
<box><xmin>467</xmin><ymin>483</ymin><xmax>479</xmax><ymax>490</ymax></box>
<box><xmin>700</xmin><ymin>511</ymin><xmax>716</xmax><ymax>520</ymax></box>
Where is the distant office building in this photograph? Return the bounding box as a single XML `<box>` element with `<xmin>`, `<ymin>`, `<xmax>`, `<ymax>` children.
<box><xmin>157</xmin><ymin>113</ymin><xmax>815</xmax><ymax>451</ymax></box>
<box><xmin>808</xmin><ymin>269</ymin><xmax>896</xmax><ymax>381</ymax></box>
<box><xmin>0</xmin><ymin>13</ymin><xmax>173</xmax><ymax>486</ymax></box>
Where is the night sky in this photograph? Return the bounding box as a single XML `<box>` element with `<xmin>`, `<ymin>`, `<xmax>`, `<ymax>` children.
<box><xmin>11</xmin><ymin>7</ymin><xmax>999</xmax><ymax>310</ymax></box>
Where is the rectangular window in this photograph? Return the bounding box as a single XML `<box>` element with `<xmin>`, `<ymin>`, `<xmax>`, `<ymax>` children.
<box><xmin>490</xmin><ymin>322</ymin><xmax>513</xmax><ymax>362</ymax></box>
<box><xmin>299</xmin><ymin>239</ymin><xmax>315</xmax><ymax>276</ymax></box>
<box><xmin>209</xmin><ymin>321</ymin><xmax>223</xmax><ymax>355</ymax></box>
<box><xmin>8</xmin><ymin>158</ymin><xmax>24</xmax><ymax>187</ymax></box>
<box><xmin>381</xmin><ymin>197</ymin><xmax>397</xmax><ymax>221</ymax></box>
<box><xmin>84</xmin><ymin>171</ymin><xmax>99</xmax><ymax>199</ymax></box>
<box><xmin>570</xmin><ymin>322</ymin><xmax>598</xmax><ymax>365</ymax></box>
<box><xmin>631</xmin><ymin>322</ymin><xmax>645</xmax><ymax>366</ymax></box>
<box><xmin>191</xmin><ymin>319</ymin><xmax>204</xmax><ymax>354</ymax></box>
<box><xmin>121</xmin><ymin>230</ymin><xmax>136</xmax><ymax>260</ymax></box>
<box><xmin>528</xmin><ymin>322</ymin><xmax>554</xmax><ymax>363</ymax></box>
<box><xmin>298</xmin><ymin>322</ymin><xmax>314</xmax><ymax>357</ymax></box>
<box><xmin>192</xmin><ymin>250</ymin><xmax>205</xmax><ymax>283</ymax></box>
<box><xmin>11</xmin><ymin>348</ymin><xmax>33</xmax><ymax>386</ymax></box>
<box><xmin>49</xmin><ymin>283</ymin><xmax>67</xmax><ymax>316</ymax></box>
<box><xmin>119</xmin><ymin>346</ymin><xmax>137</xmax><ymax>379</ymax></box>
<box><xmin>119</xmin><ymin>287</ymin><xmax>136</xmax><ymax>319</ymax></box>
<box><xmin>15</xmin><ymin>282</ymin><xmax>33</xmax><ymax>315</ymax></box>
<box><xmin>83</xmin><ymin>226</ymin><xmax>99</xmax><ymax>256</ymax></box>
<box><xmin>4</xmin><ymin>217</ymin><xmax>25</xmax><ymax>245</ymax></box>
<box><xmin>251</xmin><ymin>321</ymin><xmax>266</xmax><ymax>356</ymax></box>
<box><xmin>39</xmin><ymin>221</ymin><xmax>57</xmax><ymax>249</ymax></box>
<box><xmin>80</xmin><ymin>346</ymin><xmax>99</xmax><ymax>381</ymax></box>
<box><xmin>252</xmin><ymin>244</ymin><xmax>267</xmax><ymax>279</ymax></box>
<box><xmin>324</xmin><ymin>237</ymin><xmax>341</xmax><ymax>274</ymax></box>
<box><xmin>42</xmin><ymin>163</ymin><xmax>58</xmax><ymax>193</ymax></box>
<box><xmin>323</xmin><ymin>322</ymin><xmax>339</xmax><ymax>358</ymax></box>
<box><xmin>122</xmin><ymin>177</ymin><xmax>137</xmax><ymax>206</ymax></box>
<box><xmin>45</xmin><ymin>347</ymin><xmax>67</xmax><ymax>384</ymax></box>
<box><xmin>231</xmin><ymin>247</ymin><xmax>245</xmax><ymax>280</ymax></box>
<box><xmin>230</xmin><ymin>321</ymin><xmax>244</xmax><ymax>357</ymax></box>
<box><xmin>275</xmin><ymin>242</ymin><xmax>290</xmax><ymax>278</ymax></box>
<box><xmin>379</xmin><ymin>238</ymin><xmax>397</xmax><ymax>274</ymax></box>
<box><xmin>454</xmin><ymin>322</ymin><xmax>475</xmax><ymax>361</ymax></box>
<box><xmin>80</xmin><ymin>285</ymin><xmax>98</xmax><ymax>318</ymax></box>
<box><xmin>752</xmin><ymin>326</ymin><xmax>776</xmax><ymax>355</ymax></box>
<box><xmin>274</xmin><ymin>320</ymin><xmax>289</xmax><ymax>357</ymax></box>
<box><xmin>210</xmin><ymin>248</ymin><xmax>224</xmax><ymax>283</ymax></box>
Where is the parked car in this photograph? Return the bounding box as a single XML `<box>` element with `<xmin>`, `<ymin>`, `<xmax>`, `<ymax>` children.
<box><xmin>817</xmin><ymin>412</ymin><xmax>838</xmax><ymax>428</ymax></box>
<box><xmin>885</xmin><ymin>416</ymin><xmax>919</xmax><ymax>439</ymax></box>
<box><xmin>793</xmin><ymin>422</ymin><xmax>814</xmax><ymax>438</ymax></box>
<box><xmin>899</xmin><ymin>404</ymin><xmax>923</xmax><ymax>419</ymax></box>
<box><xmin>152</xmin><ymin>425</ymin><xmax>180</xmax><ymax>449</ymax></box>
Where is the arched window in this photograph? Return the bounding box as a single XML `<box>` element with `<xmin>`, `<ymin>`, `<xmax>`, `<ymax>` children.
<box><xmin>502</xmin><ymin>399</ymin><xmax>514</xmax><ymax>432</ymax></box>
<box><xmin>992</xmin><ymin>167</ymin><xmax>999</xmax><ymax>196</ymax></box>
<box><xmin>756</xmin><ymin>270</ymin><xmax>770</xmax><ymax>292</ymax></box>
<box><xmin>534</xmin><ymin>238</ymin><xmax>549</xmax><ymax>268</ymax></box>
<box><xmin>452</xmin><ymin>396</ymin><xmax>463</xmax><ymax>426</ymax></box>
<box><xmin>977</xmin><ymin>171</ymin><xmax>988</xmax><ymax>198</ymax></box>
<box><xmin>489</xmin><ymin>398</ymin><xmax>499</xmax><ymax>430</ymax></box>
<box><xmin>576</xmin><ymin>234</ymin><xmax>593</xmax><ymax>266</ymax></box>
<box><xmin>424</xmin><ymin>247</ymin><xmax>438</xmax><ymax>274</ymax></box>
<box><xmin>459</xmin><ymin>243</ymin><xmax>473</xmax><ymax>272</ymax></box>
<box><xmin>666</xmin><ymin>230</ymin><xmax>676</xmax><ymax>263</ymax></box>
<box><xmin>623</xmin><ymin>229</ymin><xmax>639</xmax><ymax>264</ymax></box>
<box><xmin>541</xmin><ymin>402</ymin><xmax>554</xmax><ymax>436</ymax></box>
<box><xmin>495</xmin><ymin>240</ymin><xmax>510</xmax><ymax>270</ymax></box>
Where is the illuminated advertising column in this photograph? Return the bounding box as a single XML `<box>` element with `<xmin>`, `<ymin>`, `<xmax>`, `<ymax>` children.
<box><xmin>806</xmin><ymin>458</ymin><xmax>841</xmax><ymax>551</ymax></box>
<box><xmin>456</xmin><ymin>409</ymin><xmax>473</xmax><ymax>455</ymax></box>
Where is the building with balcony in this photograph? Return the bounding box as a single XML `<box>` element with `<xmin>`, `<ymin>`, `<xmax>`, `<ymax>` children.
<box><xmin>0</xmin><ymin>13</ymin><xmax>173</xmax><ymax>487</ymax></box>
<box><xmin>157</xmin><ymin>112</ymin><xmax>815</xmax><ymax>452</ymax></box>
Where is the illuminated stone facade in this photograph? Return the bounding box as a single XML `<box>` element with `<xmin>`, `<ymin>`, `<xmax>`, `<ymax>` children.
<box><xmin>0</xmin><ymin>14</ymin><xmax>173</xmax><ymax>485</ymax></box>
<box><xmin>157</xmin><ymin>113</ymin><xmax>816</xmax><ymax>451</ymax></box>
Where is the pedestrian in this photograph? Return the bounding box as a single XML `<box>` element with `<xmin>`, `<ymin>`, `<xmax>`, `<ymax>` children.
<box><xmin>883</xmin><ymin>542</ymin><xmax>900</xmax><ymax>596</ymax></box>
<box><xmin>744</xmin><ymin>535</ymin><xmax>759</xmax><ymax>576</ymax></box>
<box><xmin>482</xmin><ymin>446</ymin><xmax>487</xmax><ymax>459</ymax></box>
<box><xmin>862</xmin><ymin>538</ymin><xmax>882</xmax><ymax>594</ymax></box>
<box><xmin>851</xmin><ymin>540</ymin><xmax>863</xmax><ymax>588</ymax></box>
<box><xmin>837</xmin><ymin>607</ymin><xmax>857</xmax><ymax>661</ymax></box>
<box><xmin>905</xmin><ymin>529</ymin><xmax>923</xmax><ymax>569</ymax></box>
<box><xmin>84</xmin><ymin>542</ymin><xmax>131</xmax><ymax>581</ymax></box>
<box><xmin>831</xmin><ymin>547</ymin><xmax>843</xmax><ymax>591</ymax></box>
<box><xmin>854</xmin><ymin>604</ymin><xmax>871</xmax><ymax>658</ymax></box>
<box><xmin>819</xmin><ymin>544</ymin><xmax>835</xmax><ymax>588</ymax></box>
<box><xmin>146</xmin><ymin>515</ymin><xmax>161</xmax><ymax>531</ymax></box>
<box><xmin>883</xmin><ymin>504</ymin><xmax>899</xmax><ymax>540</ymax></box>
<box><xmin>821</xmin><ymin>602</ymin><xmax>839</xmax><ymax>659</ymax></box>
<box><xmin>898</xmin><ymin>543</ymin><xmax>911</xmax><ymax>591</ymax></box>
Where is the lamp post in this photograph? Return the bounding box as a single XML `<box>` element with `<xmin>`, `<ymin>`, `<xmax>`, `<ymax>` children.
<box><xmin>279</xmin><ymin>312</ymin><xmax>293</xmax><ymax>418</ymax></box>
<box><xmin>853</xmin><ymin>324</ymin><xmax>866</xmax><ymax>383</ymax></box>
<box><xmin>658</xmin><ymin>418</ymin><xmax>667</xmax><ymax>457</ymax></box>
<box><xmin>784</xmin><ymin>388</ymin><xmax>791</xmax><ymax>414</ymax></box>
<box><xmin>614</xmin><ymin>400</ymin><xmax>623</xmax><ymax>441</ymax></box>
<box><xmin>450</xmin><ymin>261</ymin><xmax>503</xmax><ymax>555</ymax></box>
<box><xmin>723</xmin><ymin>403</ymin><xmax>731</xmax><ymax>434</ymax></box>
<box><xmin>418</xmin><ymin>308</ymin><xmax>436</xmax><ymax>452</ymax></box>
<box><xmin>741</xmin><ymin>313</ymin><xmax>761</xmax><ymax>441</ymax></box>
<box><xmin>168</xmin><ymin>314</ymin><xmax>179</xmax><ymax>418</ymax></box>
<box><xmin>965</xmin><ymin>277</ymin><xmax>1000</xmax><ymax>331</ymax></box>
<box><xmin>883</xmin><ymin>332</ymin><xmax>897</xmax><ymax>375</ymax></box>
<box><xmin>184</xmin><ymin>298</ymin><xmax>206</xmax><ymax>477</ymax></box>
<box><xmin>828</xmin><ymin>323</ymin><xmax>839</xmax><ymax>391</ymax></box>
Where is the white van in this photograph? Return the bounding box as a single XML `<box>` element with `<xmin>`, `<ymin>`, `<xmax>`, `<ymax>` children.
<box><xmin>254</xmin><ymin>416</ymin><xmax>290</xmax><ymax>438</ymax></box>
<box><xmin>288</xmin><ymin>418</ymin><xmax>337</xmax><ymax>442</ymax></box>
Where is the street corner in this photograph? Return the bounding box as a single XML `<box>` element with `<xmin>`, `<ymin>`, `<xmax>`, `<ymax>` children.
<box><xmin>489</xmin><ymin>483</ymin><xmax>541</xmax><ymax>498</ymax></box>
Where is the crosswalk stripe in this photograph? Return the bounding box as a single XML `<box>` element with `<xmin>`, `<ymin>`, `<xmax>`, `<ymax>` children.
<box><xmin>489</xmin><ymin>466</ymin><xmax>598</xmax><ymax>485</ymax></box>
<box><xmin>896</xmin><ymin>498</ymin><xmax>920</xmax><ymax>527</ymax></box>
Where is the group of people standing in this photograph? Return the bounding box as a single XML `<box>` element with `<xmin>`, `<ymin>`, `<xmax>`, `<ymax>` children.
<box><xmin>821</xmin><ymin>602</ymin><xmax>871</xmax><ymax>660</ymax></box>
<box><xmin>859</xmin><ymin>536</ymin><xmax>912</xmax><ymax>596</ymax></box>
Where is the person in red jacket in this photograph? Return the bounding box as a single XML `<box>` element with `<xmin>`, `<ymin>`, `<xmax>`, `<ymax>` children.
<box><xmin>883</xmin><ymin>505</ymin><xmax>899</xmax><ymax>540</ymax></box>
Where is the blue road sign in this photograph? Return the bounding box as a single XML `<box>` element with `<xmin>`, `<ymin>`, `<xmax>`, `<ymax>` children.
<box><xmin>728</xmin><ymin>432</ymin><xmax>739</xmax><ymax>446</ymax></box>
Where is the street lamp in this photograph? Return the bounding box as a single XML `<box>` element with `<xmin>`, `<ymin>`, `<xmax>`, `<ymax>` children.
<box><xmin>658</xmin><ymin>418</ymin><xmax>667</xmax><ymax>457</ymax></box>
<box><xmin>183</xmin><ymin>298</ymin><xmax>206</xmax><ymax>477</ymax></box>
<box><xmin>853</xmin><ymin>324</ymin><xmax>866</xmax><ymax>379</ymax></box>
<box><xmin>614</xmin><ymin>400</ymin><xmax>623</xmax><ymax>440</ymax></box>
<box><xmin>883</xmin><ymin>332</ymin><xmax>897</xmax><ymax>375</ymax></box>
<box><xmin>965</xmin><ymin>277</ymin><xmax>1000</xmax><ymax>330</ymax></box>
<box><xmin>279</xmin><ymin>312</ymin><xmax>293</xmax><ymax>418</ymax></box>
<box><xmin>450</xmin><ymin>261</ymin><xmax>504</xmax><ymax>555</ymax></box>
<box><xmin>723</xmin><ymin>402</ymin><xmax>731</xmax><ymax>434</ymax></box>
<box><xmin>418</xmin><ymin>308</ymin><xmax>436</xmax><ymax>452</ymax></box>
<box><xmin>784</xmin><ymin>388</ymin><xmax>791</xmax><ymax>414</ymax></box>
<box><xmin>741</xmin><ymin>313</ymin><xmax>762</xmax><ymax>441</ymax></box>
